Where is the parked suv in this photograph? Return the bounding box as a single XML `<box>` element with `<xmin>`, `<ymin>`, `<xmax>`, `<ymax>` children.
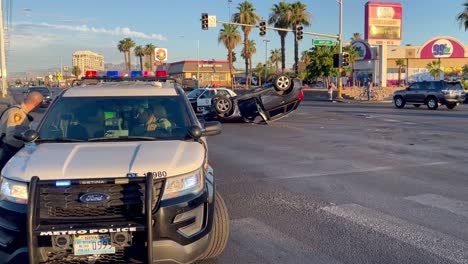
<box><xmin>393</xmin><ymin>80</ymin><xmax>465</xmax><ymax>110</ymax></box>
<box><xmin>0</xmin><ymin>79</ymin><xmax>229</xmax><ymax>263</ymax></box>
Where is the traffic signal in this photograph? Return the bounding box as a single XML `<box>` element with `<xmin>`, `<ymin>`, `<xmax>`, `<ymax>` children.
<box><xmin>333</xmin><ymin>54</ymin><xmax>340</xmax><ymax>68</ymax></box>
<box><xmin>259</xmin><ymin>21</ymin><xmax>266</xmax><ymax>36</ymax></box>
<box><xmin>201</xmin><ymin>13</ymin><xmax>208</xmax><ymax>30</ymax></box>
<box><xmin>295</xmin><ymin>22</ymin><xmax>303</xmax><ymax>41</ymax></box>
<box><xmin>342</xmin><ymin>52</ymin><xmax>350</xmax><ymax>67</ymax></box>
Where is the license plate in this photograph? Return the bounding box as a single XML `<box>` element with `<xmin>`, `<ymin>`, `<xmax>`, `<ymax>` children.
<box><xmin>73</xmin><ymin>234</ymin><xmax>115</xmax><ymax>256</ymax></box>
<box><xmin>197</xmin><ymin>107</ymin><xmax>205</xmax><ymax>112</ymax></box>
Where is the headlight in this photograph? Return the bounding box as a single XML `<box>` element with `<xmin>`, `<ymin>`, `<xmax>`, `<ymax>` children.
<box><xmin>0</xmin><ymin>177</ymin><xmax>28</xmax><ymax>204</ymax></box>
<box><xmin>161</xmin><ymin>169</ymin><xmax>203</xmax><ymax>201</ymax></box>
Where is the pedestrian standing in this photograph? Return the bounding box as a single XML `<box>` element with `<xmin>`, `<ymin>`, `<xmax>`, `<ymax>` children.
<box><xmin>0</xmin><ymin>92</ymin><xmax>43</xmax><ymax>169</ymax></box>
<box><xmin>328</xmin><ymin>82</ymin><xmax>336</xmax><ymax>101</ymax></box>
<box><xmin>367</xmin><ymin>81</ymin><xmax>373</xmax><ymax>101</ymax></box>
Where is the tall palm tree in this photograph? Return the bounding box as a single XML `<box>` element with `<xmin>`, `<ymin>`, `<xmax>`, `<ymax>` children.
<box><xmin>427</xmin><ymin>60</ymin><xmax>442</xmax><ymax>80</ymax></box>
<box><xmin>134</xmin><ymin>46</ymin><xmax>145</xmax><ymax>72</ymax></box>
<box><xmin>351</xmin><ymin>32</ymin><xmax>362</xmax><ymax>42</ymax></box>
<box><xmin>255</xmin><ymin>63</ymin><xmax>265</xmax><ymax>86</ymax></box>
<box><xmin>233</xmin><ymin>1</ymin><xmax>260</xmax><ymax>89</ymax></box>
<box><xmin>290</xmin><ymin>1</ymin><xmax>311</xmax><ymax>74</ymax></box>
<box><xmin>242</xmin><ymin>40</ymin><xmax>256</xmax><ymax>87</ymax></box>
<box><xmin>121</xmin><ymin>38</ymin><xmax>135</xmax><ymax>71</ymax></box>
<box><xmin>457</xmin><ymin>1</ymin><xmax>468</xmax><ymax>31</ymax></box>
<box><xmin>72</xmin><ymin>66</ymin><xmax>81</xmax><ymax>79</ymax></box>
<box><xmin>270</xmin><ymin>49</ymin><xmax>282</xmax><ymax>74</ymax></box>
<box><xmin>219</xmin><ymin>24</ymin><xmax>242</xmax><ymax>88</ymax></box>
<box><xmin>343</xmin><ymin>45</ymin><xmax>359</xmax><ymax>87</ymax></box>
<box><xmin>269</xmin><ymin>2</ymin><xmax>292</xmax><ymax>74</ymax></box>
<box><xmin>395</xmin><ymin>58</ymin><xmax>406</xmax><ymax>85</ymax></box>
<box><xmin>118</xmin><ymin>40</ymin><xmax>128</xmax><ymax>71</ymax></box>
<box><xmin>144</xmin><ymin>44</ymin><xmax>156</xmax><ymax>72</ymax></box>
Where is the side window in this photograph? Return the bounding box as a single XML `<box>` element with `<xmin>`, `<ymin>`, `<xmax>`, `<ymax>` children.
<box><xmin>217</xmin><ymin>90</ymin><xmax>229</xmax><ymax>97</ymax></box>
<box><xmin>200</xmin><ymin>90</ymin><xmax>215</xmax><ymax>99</ymax></box>
<box><xmin>409</xmin><ymin>83</ymin><xmax>420</xmax><ymax>90</ymax></box>
<box><xmin>431</xmin><ymin>82</ymin><xmax>443</xmax><ymax>90</ymax></box>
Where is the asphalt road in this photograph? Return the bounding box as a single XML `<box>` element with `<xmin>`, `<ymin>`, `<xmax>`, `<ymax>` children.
<box><xmin>199</xmin><ymin>100</ymin><xmax>468</xmax><ymax>264</ymax></box>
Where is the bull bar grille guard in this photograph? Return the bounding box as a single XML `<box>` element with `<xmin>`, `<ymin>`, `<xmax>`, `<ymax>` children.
<box><xmin>27</xmin><ymin>173</ymin><xmax>163</xmax><ymax>264</ymax></box>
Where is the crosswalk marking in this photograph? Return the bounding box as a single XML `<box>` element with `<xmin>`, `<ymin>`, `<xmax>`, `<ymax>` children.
<box><xmin>322</xmin><ymin>203</ymin><xmax>468</xmax><ymax>264</ymax></box>
<box><xmin>225</xmin><ymin>218</ymin><xmax>343</xmax><ymax>264</ymax></box>
<box><xmin>405</xmin><ymin>194</ymin><xmax>468</xmax><ymax>218</ymax></box>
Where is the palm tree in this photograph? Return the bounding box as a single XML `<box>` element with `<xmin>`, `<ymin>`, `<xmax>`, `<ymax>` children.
<box><xmin>290</xmin><ymin>1</ymin><xmax>311</xmax><ymax>74</ymax></box>
<box><xmin>233</xmin><ymin>1</ymin><xmax>260</xmax><ymax>89</ymax></box>
<box><xmin>427</xmin><ymin>60</ymin><xmax>442</xmax><ymax>80</ymax></box>
<box><xmin>144</xmin><ymin>44</ymin><xmax>156</xmax><ymax>72</ymax></box>
<box><xmin>72</xmin><ymin>66</ymin><xmax>81</xmax><ymax>79</ymax></box>
<box><xmin>301</xmin><ymin>50</ymin><xmax>312</xmax><ymax>66</ymax></box>
<box><xmin>120</xmin><ymin>38</ymin><xmax>135</xmax><ymax>71</ymax></box>
<box><xmin>269</xmin><ymin>2</ymin><xmax>291</xmax><ymax>74</ymax></box>
<box><xmin>270</xmin><ymin>49</ymin><xmax>282</xmax><ymax>74</ymax></box>
<box><xmin>219</xmin><ymin>24</ymin><xmax>242</xmax><ymax>88</ymax></box>
<box><xmin>395</xmin><ymin>58</ymin><xmax>406</xmax><ymax>85</ymax></box>
<box><xmin>242</xmin><ymin>40</ymin><xmax>256</xmax><ymax>87</ymax></box>
<box><xmin>134</xmin><ymin>46</ymin><xmax>145</xmax><ymax>72</ymax></box>
<box><xmin>457</xmin><ymin>1</ymin><xmax>468</xmax><ymax>31</ymax></box>
<box><xmin>255</xmin><ymin>63</ymin><xmax>265</xmax><ymax>86</ymax></box>
<box><xmin>118</xmin><ymin>40</ymin><xmax>128</xmax><ymax>71</ymax></box>
<box><xmin>351</xmin><ymin>32</ymin><xmax>362</xmax><ymax>42</ymax></box>
<box><xmin>343</xmin><ymin>45</ymin><xmax>359</xmax><ymax>87</ymax></box>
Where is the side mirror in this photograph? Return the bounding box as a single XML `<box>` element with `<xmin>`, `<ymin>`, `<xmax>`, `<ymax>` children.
<box><xmin>13</xmin><ymin>127</ymin><xmax>39</xmax><ymax>142</ymax></box>
<box><xmin>188</xmin><ymin>126</ymin><xmax>203</xmax><ymax>139</ymax></box>
<box><xmin>202</xmin><ymin>121</ymin><xmax>222</xmax><ymax>137</ymax></box>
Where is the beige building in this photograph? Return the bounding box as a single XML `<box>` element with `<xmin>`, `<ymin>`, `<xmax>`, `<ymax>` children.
<box><xmin>72</xmin><ymin>50</ymin><xmax>104</xmax><ymax>78</ymax></box>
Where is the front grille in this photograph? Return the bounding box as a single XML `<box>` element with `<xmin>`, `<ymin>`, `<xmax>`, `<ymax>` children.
<box><xmin>39</xmin><ymin>180</ymin><xmax>164</xmax><ymax>220</ymax></box>
<box><xmin>40</xmin><ymin>248</ymin><xmax>132</xmax><ymax>264</ymax></box>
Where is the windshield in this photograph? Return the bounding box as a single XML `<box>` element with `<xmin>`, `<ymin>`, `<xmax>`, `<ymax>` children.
<box><xmin>30</xmin><ymin>87</ymin><xmax>50</xmax><ymax>95</ymax></box>
<box><xmin>187</xmin><ymin>88</ymin><xmax>205</xmax><ymax>99</ymax></box>
<box><xmin>38</xmin><ymin>96</ymin><xmax>190</xmax><ymax>141</ymax></box>
<box><xmin>446</xmin><ymin>82</ymin><xmax>464</xmax><ymax>90</ymax></box>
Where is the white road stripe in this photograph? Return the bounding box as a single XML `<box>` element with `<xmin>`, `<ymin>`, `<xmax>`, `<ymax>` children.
<box><xmin>322</xmin><ymin>203</ymin><xmax>468</xmax><ymax>264</ymax></box>
<box><xmin>225</xmin><ymin>218</ymin><xmax>343</xmax><ymax>264</ymax></box>
<box><xmin>405</xmin><ymin>194</ymin><xmax>468</xmax><ymax>218</ymax></box>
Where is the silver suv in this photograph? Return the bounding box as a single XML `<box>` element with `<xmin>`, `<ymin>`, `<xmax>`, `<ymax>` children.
<box><xmin>0</xmin><ymin>80</ymin><xmax>229</xmax><ymax>264</ymax></box>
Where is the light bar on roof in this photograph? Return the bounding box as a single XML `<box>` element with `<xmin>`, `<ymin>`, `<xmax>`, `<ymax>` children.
<box><xmin>131</xmin><ymin>71</ymin><xmax>142</xmax><ymax>77</ymax></box>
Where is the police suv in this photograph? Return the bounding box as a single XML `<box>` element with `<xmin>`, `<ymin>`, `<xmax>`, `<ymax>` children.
<box><xmin>0</xmin><ymin>71</ymin><xmax>229</xmax><ymax>264</ymax></box>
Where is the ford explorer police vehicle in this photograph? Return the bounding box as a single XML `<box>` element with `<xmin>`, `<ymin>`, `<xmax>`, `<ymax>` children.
<box><xmin>0</xmin><ymin>71</ymin><xmax>229</xmax><ymax>264</ymax></box>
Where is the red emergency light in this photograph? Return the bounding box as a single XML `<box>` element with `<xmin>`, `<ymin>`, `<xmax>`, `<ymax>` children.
<box><xmin>85</xmin><ymin>71</ymin><xmax>97</xmax><ymax>77</ymax></box>
<box><xmin>155</xmin><ymin>70</ymin><xmax>167</xmax><ymax>77</ymax></box>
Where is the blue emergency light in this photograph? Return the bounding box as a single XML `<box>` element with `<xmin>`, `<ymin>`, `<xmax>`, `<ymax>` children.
<box><xmin>130</xmin><ymin>71</ymin><xmax>142</xmax><ymax>77</ymax></box>
<box><xmin>106</xmin><ymin>71</ymin><xmax>120</xmax><ymax>78</ymax></box>
<box><xmin>56</xmin><ymin>180</ymin><xmax>71</xmax><ymax>187</ymax></box>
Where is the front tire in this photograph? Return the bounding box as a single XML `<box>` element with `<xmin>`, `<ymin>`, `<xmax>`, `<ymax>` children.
<box><xmin>394</xmin><ymin>96</ymin><xmax>406</xmax><ymax>108</ymax></box>
<box><xmin>273</xmin><ymin>74</ymin><xmax>292</xmax><ymax>92</ymax></box>
<box><xmin>212</xmin><ymin>95</ymin><xmax>233</xmax><ymax>114</ymax></box>
<box><xmin>426</xmin><ymin>96</ymin><xmax>438</xmax><ymax>110</ymax></box>
<box><xmin>199</xmin><ymin>191</ymin><xmax>230</xmax><ymax>260</ymax></box>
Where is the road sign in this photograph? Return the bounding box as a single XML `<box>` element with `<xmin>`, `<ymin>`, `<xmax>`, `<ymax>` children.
<box><xmin>313</xmin><ymin>39</ymin><xmax>336</xmax><ymax>46</ymax></box>
<box><xmin>63</xmin><ymin>66</ymin><xmax>69</xmax><ymax>72</ymax></box>
<box><xmin>57</xmin><ymin>72</ymin><xmax>62</xmax><ymax>80</ymax></box>
<box><xmin>208</xmin><ymin>16</ymin><xmax>217</xmax><ymax>28</ymax></box>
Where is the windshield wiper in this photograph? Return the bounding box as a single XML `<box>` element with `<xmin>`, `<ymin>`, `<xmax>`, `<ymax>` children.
<box><xmin>36</xmin><ymin>138</ymin><xmax>85</xmax><ymax>143</ymax></box>
<box><xmin>87</xmin><ymin>136</ymin><xmax>157</xmax><ymax>142</ymax></box>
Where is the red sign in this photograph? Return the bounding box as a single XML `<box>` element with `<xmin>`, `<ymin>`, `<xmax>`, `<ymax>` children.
<box><xmin>419</xmin><ymin>37</ymin><xmax>466</xmax><ymax>59</ymax></box>
<box><xmin>365</xmin><ymin>2</ymin><xmax>402</xmax><ymax>46</ymax></box>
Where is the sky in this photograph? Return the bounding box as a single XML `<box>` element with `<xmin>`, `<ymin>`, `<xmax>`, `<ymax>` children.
<box><xmin>5</xmin><ymin>0</ymin><xmax>468</xmax><ymax>73</ymax></box>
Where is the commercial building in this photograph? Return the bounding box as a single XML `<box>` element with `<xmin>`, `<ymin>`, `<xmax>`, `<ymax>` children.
<box><xmin>158</xmin><ymin>60</ymin><xmax>232</xmax><ymax>86</ymax></box>
<box><xmin>72</xmin><ymin>50</ymin><xmax>105</xmax><ymax>78</ymax></box>
<box><xmin>351</xmin><ymin>36</ymin><xmax>468</xmax><ymax>86</ymax></box>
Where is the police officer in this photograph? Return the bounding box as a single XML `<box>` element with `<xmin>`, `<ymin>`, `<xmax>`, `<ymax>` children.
<box><xmin>0</xmin><ymin>91</ymin><xmax>44</xmax><ymax>168</ymax></box>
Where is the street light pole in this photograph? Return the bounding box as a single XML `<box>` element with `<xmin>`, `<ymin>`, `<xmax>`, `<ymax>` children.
<box><xmin>197</xmin><ymin>39</ymin><xmax>200</xmax><ymax>88</ymax></box>
<box><xmin>228</xmin><ymin>0</ymin><xmax>232</xmax><ymax>21</ymax></box>
<box><xmin>263</xmin><ymin>39</ymin><xmax>270</xmax><ymax>83</ymax></box>
<box><xmin>337</xmin><ymin>0</ymin><xmax>343</xmax><ymax>99</ymax></box>
<box><xmin>0</xmin><ymin>0</ymin><xmax>8</xmax><ymax>97</ymax></box>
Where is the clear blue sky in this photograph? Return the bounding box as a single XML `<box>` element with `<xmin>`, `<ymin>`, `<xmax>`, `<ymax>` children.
<box><xmin>6</xmin><ymin>0</ymin><xmax>468</xmax><ymax>72</ymax></box>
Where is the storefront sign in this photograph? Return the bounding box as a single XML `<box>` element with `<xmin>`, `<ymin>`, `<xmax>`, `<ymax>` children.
<box><xmin>201</xmin><ymin>64</ymin><xmax>222</xmax><ymax>68</ymax></box>
<box><xmin>351</xmin><ymin>40</ymin><xmax>372</xmax><ymax>60</ymax></box>
<box><xmin>155</xmin><ymin>48</ymin><xmax>168</xmax><ymax>61</ymax></box>
<box><xmin>419</xmin><ymin>37</ymin><xmax>466</xmax><ymax>59</ymax></box>
<box><xmin>365</xmin><ymin>2</ymin><xmax>402</xmax><ymax>46</ymax></box>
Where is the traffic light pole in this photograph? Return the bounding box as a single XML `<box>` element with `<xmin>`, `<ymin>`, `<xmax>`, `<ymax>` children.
<box><xmin>337</xmin><ymin>0</ymin><xmax>343</xmax><ymax>99</ymax></box>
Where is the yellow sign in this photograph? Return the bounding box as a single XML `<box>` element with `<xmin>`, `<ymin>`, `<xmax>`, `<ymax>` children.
<box><xmin>57</xmin><ymin>72</ymin><xmax>63</xmax><ymax>80</ymax></box>
<box><xmin>155</xmin><ymin>48</ymin><xmax>168</xmax><ymax>62</ymax></box>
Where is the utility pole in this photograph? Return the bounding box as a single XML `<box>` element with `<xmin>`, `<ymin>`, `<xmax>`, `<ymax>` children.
<box><xmin>263</xmin><ymin>39</ymin><xmax>270</xmax><ymax>83</ymax></box>
<box><xmin>228</xmin><ymin>0</ymin><xmax>232</xmax><ymax>21</ymax></box>
<box><xmin>0</xmin><ymin>0</ymin><xmax>7</xmax><ymax>97</ymax></box>
<box><xmin>197</xmin><ymin>39</ymin><xmax>200</xmax><ymax>88</ymax></box>
<box><xmin>337</xmin><ymin>0</ymin><xmax>343</xmax><ymax>99</ymax></box>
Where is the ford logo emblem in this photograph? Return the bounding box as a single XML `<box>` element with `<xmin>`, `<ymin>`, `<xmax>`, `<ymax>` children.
<box><xmin>79</xmin><ymin>192</ymin><xmax>110</xmax><ymax>203</ymax></box>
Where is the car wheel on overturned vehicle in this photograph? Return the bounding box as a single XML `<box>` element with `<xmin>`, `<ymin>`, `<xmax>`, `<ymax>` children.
<box><xmin>273</xmin><ymin>74</ymin><xmax>292</xmax><ymax>93</ymax></box>
<box><xmin>199</xmin><ymin>191</ymin><xmax>230</xmax><ymax>260</ymax></box>
<box><xmin>212</xmin><ymin>95</ymin><xmax>233</xmax><ymax>115</ymax></box>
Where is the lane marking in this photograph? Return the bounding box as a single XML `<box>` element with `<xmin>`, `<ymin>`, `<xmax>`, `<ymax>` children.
<box><xmin>405</xmin><ymin>194</ymin><xmax>468</xmax><ymax>218</ymax></box>
<box><xmin>322</xmin><ymin>203</ymin><xmax>468</xmax><ymax>264</ymax></box>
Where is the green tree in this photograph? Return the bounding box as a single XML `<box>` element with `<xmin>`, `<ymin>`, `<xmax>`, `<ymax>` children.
<box><xmin>72</xmin><ymin>66</ymin><xmax>81</xmax><ymax>79</ymax></box>
<box><xmin>426</xmin><ymin>60</ymin><xmax>442</xmax><ymax>80</ymax></box>
<box><xmin>305</xmin><ymin>45</ymin><xmax>339</xmax><ymax>88</ymax></box>
<box><xmin>241</xmin><ymin>40</ymin><xmax>257</xmax><ymax>87</ymax></box>
<box><xmin>233</xmin><ymin>1</ymin><xmax>260</xmax><ymax>89</ymax></box>
<box><xmin>144</xmin><ymin>43</ymin><xmax>156</xmax><ymax>72</ymax></box>
<box><xmin>301</xmin><ymin>50</ymin><xmax>312</xmax><ymax>66</ymax></box>
<box><xmin>144</xmin><ymin>62</ymin><xmax>152</xmax><ymax>71</ymax></box>
<box><xmin>227</xmin><ymin>51</ymin><xmax>237</xmax><ymax>63</ymax></box>
<box><xmin>290</xmin><ymin>1</ymin><xmax>311</xmax><ymax>74</ymax></box>
<box><xmin>119</xmin><ymin>38</ymin><xmax>135</xmax><ymax>71</ymax></box>
<box><xmin>270</xmin><ymin>49</ymin><xmax>282</xmax><ymax>74</ymax></box>
<box><xmin>351</xmin><ymin>32</ymin><xmax>362</xmax><ymax>42</ymax></box>
<box><xmin>463</xmin><ymin>63</ymin><xmax>468</xmax><ymax>75</ymax></box>
<box><xmin>117</xmin><ymin>40</ymin><xmax>128</xmax><ymax>71</ymax></box>
<box><xmin>343</xmin><ymin>45</ymin><xmax>359</xmax><ymax>87</ymax></box>
<box><xmin>134</xmin><ymin>45</ymin><xmax>145</xmax><ymax>72</ymax></box>
<box><xmin>457</xmin><ymin>0</ymin><xmax>468</xmax><ymax>31</ymax></box>
<box><xmin>269</xmin><ymin>2</ymin><xmax>291</xmax><ymax>74</ymax></box>
<box><xmin>219</xmin><ymin>24</ymin><xmax>242</xmax><ymax>88</ymax></box>
<box><xmin>255</xmin><ymin>63</ymin><xmax>266</xmax><ymax>86</ymax></box>
<box><xmin>395</xmin><ymin>58</ymin><xmax>406</xmax><ymax>85</ymax></box>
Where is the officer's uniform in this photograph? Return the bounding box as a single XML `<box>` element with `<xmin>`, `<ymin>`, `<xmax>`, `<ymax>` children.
<box><xmin>0</xmin><ymin>104</ymin><xmax>31</xmax><ymax>168</ymax></box>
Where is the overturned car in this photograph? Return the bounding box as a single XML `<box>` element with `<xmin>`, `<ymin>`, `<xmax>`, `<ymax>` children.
<box><xmin>203</xmin><ymin>75</ymin><xmax>304</xmax><ymax>124</ymax></box>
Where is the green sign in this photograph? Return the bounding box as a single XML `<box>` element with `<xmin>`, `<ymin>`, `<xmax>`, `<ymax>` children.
<box><xmin>313</xmin><ymin>39</ymin><xmax>336</xmax><ymax>46</ymax></box>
